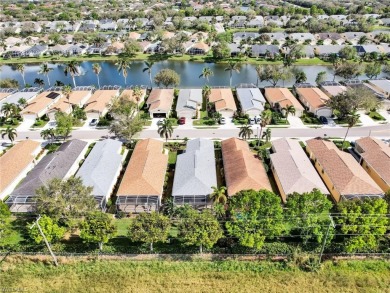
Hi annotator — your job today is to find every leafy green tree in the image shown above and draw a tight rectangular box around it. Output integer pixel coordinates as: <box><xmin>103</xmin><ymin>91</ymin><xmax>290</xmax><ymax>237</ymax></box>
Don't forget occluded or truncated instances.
<box><xmin>364</xmin><ymin>62</ymin><xmax>381</xmax><ymax>79</ymax></box>
<box><xmin>210</xmin><ymin>186</ymin><xmax>227</xmax><ymax>204</ymax></box>
<box><xmin>154</xmin><ymin>69</ymin><xmax>180</xmax><ymax>88</ymax></box>
<box><xmin>1</xmin><ymin>126</ymin><xmax>17</xmax><ymax>143</ymax></box>
<box><xmin>224</xmin><ymin>61</ymin><xmax>240</xmax><ymax>87</ymax></box>
<box><xmin>226</xmin><ymin>189</ymin><xmax>284</xmax><ymax>249</ymax></box>
<box><xmin>64</xmin><ymin>60</ymin><xmax>80</xmax><ymax>87</ymax></box>
<box><xmin>285</xmin><ymin>190</ymin><xmax>333</xmax><ymax>244</ymax></box>
<box><xmin>27</xmin><ymin>215</ymin><xmax>66</xmax><ymax>244</ymax></box>
<box><xmin>341</xmin><ymin>113</ymin><xmax>360</xmax><ymax>151</ymax></box>
<box><xmin>92</xmin><ymin>63</ymin><xmax>101</xmax><ymax>89</ymax></box>
<box><xmin>39</xmin><ymin>63</ymin><xmax>53</xmax><ymax>87</ymax></box>
<box><xmin>0</xmin><ymin>201</ymin><xmax>12</xmax><ymax>246</ymax></box>
<box><xmin>292</xmin><ymin>68</ymin><xmax>307</xmax><ymax>84</ymax></box>
<box><xmin>259</xmin><ymin>109</ymin><xmax>272</xmax><ymax>139</ymax></box>
<box><xmin>35</xmin><ymin>177</ymin><xmax>96</xmax><ymax>221</ymax></box>
<box><xmin>0</xmin><ymin>78</ymin><xmax>19</xmax><ymax>88</ymax></box>
<box><xmin>212</xmin><ymin>41</ymin><xmax>231</xmax><ymax>60</ymax></box>
<box><xmin>143</xmin><ymin>61</ymin><xmax>155</xmax><ymax>88</ymax></box>
<box><xmin>238</xmin><ymin>124</ymin><xmax>253</xmax><ymax>140</ymax></box>
<box><xmin>80</xmin><ymin>212</ymin><xmax>117</xmax><ymax>251</ymax></box>
<box><xmin>17</xmin><ymin>98</ymin><xmax>27</xmax><ymax>109</ymax></box>
<box><xmin>334</xmin><ymin>198</ymin><xmax>389</xmax><ymax>253</ymax></box>
<box><xmin>315</xmin><ymin>71</ymin><xmax>327</xmax><ymax>85</ymax></box>
<box><xmin>339</xmin><ymin>46</ymin><xmax>358</xmax><ymax>60</ymax></box>
<box><xmin>334</xmin><ymin>61</ymin><xmax>362</xmax><ymax>80</ymax></box>
<box><xmin>123</xmin><ymin>40</ymin><xmax>142</xmax><ymax>57</ymax></box>
<box><xmin>256</xmin><ymin>65</ymin><xmax>289</xmax><ymax>87</ymax></box>
<box><xmin>178</xmin><ymin>208</ymin><xmax>223</xmax><ymax>253</ymax></box>
<box><xmin>116</xmin><ymin>58</ymin><xmax>131</xmax><ymax>85</ymax></box>
<box><xmin>55</xmin><ymin>112</ymin><xmax>73</xmax><ymax>140</ymax></box>
<box><xmin>128</xmin><ymin>212</ymin><xmax>171</xmax><ymax>251</ymax></box>
<box><xmin>158</xmin><ymin>118</ymin><xmax>174</xmax><ymax>142</ymax></box>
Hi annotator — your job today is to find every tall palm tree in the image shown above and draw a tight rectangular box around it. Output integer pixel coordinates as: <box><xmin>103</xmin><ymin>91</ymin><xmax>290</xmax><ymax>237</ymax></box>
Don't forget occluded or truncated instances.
<box><xmin>64</xmin><ymin>60</ymin><xmax>80</xmax><ymax>87</ymax></box>
<box><xmin>132</xmin><ymin>86</ymin><xmax>143</xmax><ymax>109</ymax></box>
<box><xmin>39</xmin><ymin>63</ymin><xmax>53</xmax><ymax>87</ymax></box>
<box><xmin>210</xmin><ymin>186</ymin><xmax>227</xmax><ymax>204</ymax></box>
<box><xmin>143</xmin><ymin>61</ymin><xmax>154</xmax><ymax>88</ymax></box>
<box><xmin>224</xmin><ymin>61</ymin><xmax>240</xmax><ymax>87</ymax></box>
<box><xmin>16</xmin><ymin>63</ymin><xmax>26</xmax><ymax>86</ymax></box>
<box><xmin>17</xmin><ymin>98</ymin><xmax>27</xmax><ymax>109</ymax></box>
<box><xmin>62</xmin><ymin>85</ymin><xmax>72</xmax><ymax>112</ymax></box>
<box><xmin>259</xmin><ymin>109</ymin><xmax>273</xmax><ymax>140</ymax></box>
<box><xmin>1</xmin><ymin>126</ymin><xmax>17</xmax><ymax>143</ymax></box>
<box><xmin>92</xmin><ymin>63</ymin><xmax>102</xmax><ymax>89</ymax></box>
<box><xmin>199</xmin><ymin>67</ymin><xmax>214</xmax><ymax>85</ymax></box>
<box><xmin>262</xmin><ymin>128</ymin><xmax>272</xmax><ymax>143</ymax></box>
<box><xmin>341</xmin><ymin>113</ymin><xmax>360</xmax><ymax>151</ymax></box>
<box><xmin>1</xmin><ymin>103</ymin><xmax>16</xmax><ymax>119</ymax></box>
<box><xmin>202</xmin><ymin>85</ymin><xmax>211</xmax><ymax>111</ymax></box>
<box><xmin>116</xmin><ymin>58</ymin><xmax>131</xmax><ymax>85</ymax></box>
<box><xmin>34</xmin><ymin>78</ymin><xmax>45</xmax><ymax>88</ymax></box>
<box><xmin>238</xmin><ymin>124</ymin><xmax>253</xmax><ymax>140</ymax></box>
<box><xmin>281</xmin><ymin>104</ymin><xmax>296</xmax><ymax>120</ymax></box>
<box><xmin>40</xmin><ymin>128</ymin><xmax>56</xmax><ymax>145</ymax></box>
<box><xmin>158</xmin><ymin>118</ymin><xmax>174</xmax><ymax>142</ymax></box>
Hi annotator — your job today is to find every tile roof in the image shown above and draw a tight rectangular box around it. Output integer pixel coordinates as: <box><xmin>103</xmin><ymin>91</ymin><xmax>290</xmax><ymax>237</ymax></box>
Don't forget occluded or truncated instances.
<box><xmin>120</xmin><ymin>88</ymin><xmax>146</xmax><ymax>104</ymax></box>
<box><xmin>209</xmin><ymin>88</ymin><xmax>237</xmax><ymax>112</ymax></box>
<box><xmin>221</xmin><ymin>138</ymin><xmax>272</xmax><ymax>196</ymax></box>
<box><xmin>172</xmin><ymin>139</ymin><xmax>217</xmax><ymax>197</ymax></box>
<box><xmin>21</xmin><ymin>91</ymin><xmax>62</xmax><ymax>115</ymax></box>
<box><xmin>11</xmin><ymin>139</ymin><xmax>88</xmax><ymax>196</ymax></box>
<box><xmin>0</xmin><ymin>140</ymin><xmax>41</xmax><ymax>195</ymax></box>
<box><xmin>146</xmin><ymin>89</ymin><xmax>174</xmax><ymax>112</ymax></box>
<box><xmin>270</xmin><ymin>138</ymin><xmax>328</xmax><ymax>202</ymax></box>
<box><xmin>84</xmin><ymin>90</ymin><xmax>118</xmax><ymax>113</ymax></box>
<box><xmin>320</xmin><ymin>85</ymin><xmax>347</xmax><ymax>97</ymax></box>
<box><xmin>76</xmin><ymin>139</ymin><xmax>123</xmax><ymax>197</ymax></box>
<box><xmin>264</xmin><ymin>88</ymin><xmax>304</xmax><ymax>111</ymax></box>
<box><xmin>296</xmin><ymin>87</ymin><xmax>329</xmax><ymax>109</ymax></box>
<box><xmin>355</xmin><ymin>137</ymin><xmax>390</xmax><ymax>187</ymax></box>
<box><xmin>306</xmin><ymin>138</ymin><xmax>383</xmax><ymax>200</ymax></box>
<box><xmin>117</xmin><ymin>139</ymin><xmax>168</xmax><ymax>197</ymax></box>
<box><xmin>49</xmin><ymin>90</ymin><xmax>91</xmax><ymax>113</ymax></box>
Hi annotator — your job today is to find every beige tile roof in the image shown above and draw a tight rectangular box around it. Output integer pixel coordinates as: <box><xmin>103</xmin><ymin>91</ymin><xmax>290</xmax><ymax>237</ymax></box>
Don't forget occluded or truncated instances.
<box><xmin>221</xmin><ymin>138</ymin><xmax>272</xmax><ymax>196</ymax></box>
<box><xmin>22</xmin><ymin>91</ymin><xmax>62</xmax><ymax>115</ymax></box>
<box><xmin>306</xmin><ymin>138</ymin><xmax>383</xmax><ymax>200</ymax></box>
<box><xmin>264</xmin><ymin>88</ymin><xmax>304</xmax><ymax>111</ymax></box>
<box><xmin>120</xmin><ymin>89</ymin><xmax>146</xmax><ymax>104</ymax></box>
<box><xmin>209</xmin><ymin>88</ymin><xmax>237</xmax><ymax>112</ymax></box>
<box><xmin>117</xmin><ymin>139</ymin><xmax>168</xmax><ymax>196</ymax></box>
<box><xmin>192</xmin><ymin>42</ymin><xmax>210</xmax><ymax>51</ymax></box>
<box><xmin>0</xmin><ymin>92</ymin><xmax>12</xmax><ymax>102</ymax></box>
<box><xmin>49</xmin><ymin>90</ymin><xmax>91</xmax><ymax>113</ymax></box>
<box><xmin>320</xmin><ymin>85</ymin><xmax>347</xmax><ymax>97</ymax></box>
<box><xmin>146</xmin><ymin>89</ymin><xmax>174</xmax><ymax>112</ymax></box>
<box><xmin>296</xmin><ymin>87</ymin><xmax>329</xmax><ymax>110</ymax></box>
<box><xmin>0</xmin><ymin>140</ymin><xmax>41</xmax><ymax>193</ymax></box>
<box><xmin>84</xmin><ymin>90</ymin><xmax>118</xmax><ymax>113</ymax></box>
<box><xmin>355</xmin><ymin>137</ymin><xmax>390</xmax><ymax>186</ymax></box>
<box><xmin>270</xmin><ymin>138</ymin><xmax>328</xmax><ymax>202</ymax></box>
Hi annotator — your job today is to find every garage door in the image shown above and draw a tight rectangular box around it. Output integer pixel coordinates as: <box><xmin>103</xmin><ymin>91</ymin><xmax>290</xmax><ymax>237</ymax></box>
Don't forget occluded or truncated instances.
<box><xmin>219</xmin><ymin>110</ymin><xmax>233</xmax><ymax>118</ymax></box>
<box><xmin>153</xmin><ymin>113</ymin><xmax>166</xmax><ymax>118</ymax></box>
<box><xmin>316</xmin><ymin>108</ymin><xmax>332</xmax><ymax>118</ymax></box>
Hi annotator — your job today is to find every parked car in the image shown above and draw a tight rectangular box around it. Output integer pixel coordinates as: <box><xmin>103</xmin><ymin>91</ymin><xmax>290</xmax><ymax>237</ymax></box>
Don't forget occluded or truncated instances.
<box><xmin>219</xmin><ymin>117</ymin><xmax>226</xmax><ymax>124</ymax></box>
<box><xmin>89</xmin><ymin>118</ymin><xmax>98</xmax><ymax>126</ymax></box>
<box><xmin>249</xmin><ymin>118</ymin><xmax>255</xmax><ymax>125</ymax></box>
<box><xmin>178</xmin><ymin>117</ymin><xmax>186</xmax><ymax>125</ymax></box>
<box><xmin>157</xmin><ymin>119</ymin><xmax>164</xmax><ymax>125</ymax></box>
<box><xmin>319</xmin><ymin>116</ymin><xmax>328</xmax><ymax>124</ymax></box>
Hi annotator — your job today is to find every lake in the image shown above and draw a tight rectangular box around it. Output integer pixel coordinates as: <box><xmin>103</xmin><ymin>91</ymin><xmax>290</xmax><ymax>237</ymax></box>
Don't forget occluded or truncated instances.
<box><xmin>0</xmin><ymin>61</ymin><xmax>386</xmax><ymax>88</ymax></box>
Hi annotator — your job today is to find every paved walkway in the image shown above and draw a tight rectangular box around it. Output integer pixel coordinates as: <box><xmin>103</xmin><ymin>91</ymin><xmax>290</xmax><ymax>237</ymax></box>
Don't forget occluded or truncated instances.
<box><xmin>357</xmin><ymin>111</ymin><xmax>378</xmax><ymax>126</ymax></box>
<box><xmin>287</xmin><ymin>116</ymin><xmax>306</xmax><ymax>128</ymax></box>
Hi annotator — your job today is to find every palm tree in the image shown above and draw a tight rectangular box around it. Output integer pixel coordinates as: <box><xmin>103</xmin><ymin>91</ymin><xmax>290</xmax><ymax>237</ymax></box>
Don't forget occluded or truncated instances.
<box><xmin>39</xmin><ymin>63</ymin><xmax>53</xmax><ymax>87</ymax></box>
<box><xmin>143</xmin><ymin>61</ymin><xmax>154</xmax><ymax>88</ymax></box>
<box><xmin>64</xmin><ymin>60</ymin><xmax>80</xmax><ymax>87</ymax></box>
<box><xmin>132</xmin><ymin>86</ymin><xmax>143</xmax><ymax>109</ymax></box>
<box><xmin>199</xmin><ymin>67</ymin><xmax>214</xmax><ymax>85</ymax></box>
<box><xmin>62</xmin><ymin>85</ymin><xmax>72</xmax><ymax>112</ymax></box>
<box><xmin>116</xmin><ymin>58</ymin><xmax>131</xmax><ymax>85</ymax></box>
<box><xmin>158</xmin><ymin>118</ymin><xmax>174</xmax><ymax>142</ymax></box>
<box><xmin>40</xmin><ymin>128</ymin><xmax>56</xmax><ymax>145</ymax></box>
<box><xmin>262</xmin><ymin>128</ymin><xmax>272</xmax><ymax>143</ymax></box>
<box><xmin>34</xmin><ymin>78</ymin><xmax>45</xmax><ymax>88</ymax></box>
<box><xmin>259</xmin><ymin>109</ymin><xmax>273</xmax><ymax>140</ymax></box>
<box><xmin>1</xmin><ymin>126</ymin><xmax>17</xmax><ymax>143</ymax></box>
<box><xmin>202</xmin><ymin>85</ymin><xmax>211</xmax><ymax>111</ymax></box>
<box><xmin>210</xmin><ymin>186</ymin><xmax>227</xmax><ymax>204</ymax></box>
<box><xmin>224</xmin><ymin>61</ymin><xmax>240</xmax><ymax>87</ymax></box>
<box><xmin>16</xmin><ymin>64</ymin><xmax>26</xmax><ymax>86</ymax></box>
<box><xmin>1</xmin><ymin>103</ymin><xmax>16</xmax><ymax>119</ymax></box>
<box><xmin>92</xmin><ymin>63</ymin><xmax>102</xmax><ymax>89</ymax></box>
<box><xmin>281</xmin><ymin>104</ymin><xmax>295</xmax><ymax>120</ymax></box>
<box><xmin>17</xmin><ymin>98</ymin><xmax>27</xmax><ymax>109</ymax></box>
<box><xmin>341</xmin><ymin>113</ymin><xmax>360</xmax><ymax>151</ymax></box>
<box><xmin>238</xmin><ymin>124</ymin><xmax>253</xmax><ymax>140</ymax></box>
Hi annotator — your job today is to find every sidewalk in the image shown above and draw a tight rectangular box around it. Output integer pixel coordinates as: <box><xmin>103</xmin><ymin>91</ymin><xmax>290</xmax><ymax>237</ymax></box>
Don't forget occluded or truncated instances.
<box><xmin>357</xmin><ymin>111</ymin><xmax>378</xmax><ymax>126</ymax></box>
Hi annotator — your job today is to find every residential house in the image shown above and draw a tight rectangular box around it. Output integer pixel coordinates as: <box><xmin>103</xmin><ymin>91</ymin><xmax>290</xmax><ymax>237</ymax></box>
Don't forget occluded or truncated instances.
<box><xmin>128</xmin><ymin>32</ymin><xmax>141</xmax><ymax>40</ymax></box>
<box><xmin>314</xmin><ymin>45</ymin><xmax>345</xmax><ymax>58</ymax></box>
<box><xmin>5</xmin><ymin>45</ymin><xmax>30</xmax><ymax>58</ymax></box>
<box><xmin>246</xmin><ymin>16</ymin><xmax>264</xmax><ymax>28</ymax></box>
<box><xmin>236</xmin><ymin>86</ymin><xmax>265</xmax><ymax>118</ymax></box>
<box><xmin>21</xmin><ymin>91</ymin><xmax>63</xmax><ymax>123</ymax></box>
<box><xmin>172</xmin><ymin>138</ymin><xmax>217</xmax><ymax>207</ymax></box>
<box><xmin>187</xmin><ymin>42</ymin><xmax>210</xmax><ymax>55</ymax></box>
<box><xmin>0</xmin><ymin>140</ymin><xmax>41</xmax><ymax>200</ymax></box>
<box><xmin>354</xmin><ymin>45</ymin><xmax>384</xmax><ymax>56</ymax></box>
<box><xmin>47</xmin><ymin>88</ymin><xmax>92</xmax><ymax>120</ymax></box>
<box><xmin>264</xmin><ymin>87</ymin><xmax>304</xmax><ymax>117</ymax></box>
<box><xmin>233</xmin><ymin>32</ymin><xmax>260</xmax><ymax>43</ymax></box>
<box><xmin>341</xmin><ymin>32</ymin><xmax>367</xmax><ymax>44</ymax></box>
<box><xmin>0</xmin><ymin>88</ymin><xmax>17</xmax><ymax>104</ymax></box>
<box><xmin>263</xmin><ymin>32</ymin><xmax>287</xmax><ymax>44</ymax></box>
<box><xmin>99</xmin><ymin>19</ymin><xmax>117</xmax><ymax>31</ymax></box>
<box><xmin>251</xmin><ymin>44</ymin><xmax>279</xmax><ymax>58</ymax></box>
<box><xmin>209</xmin><ymin>88</ymin><xmax>237</xmax><ymax>118</ymax></box>
<box><xmin>0</xmin><ymin>88</ymin><xmax>41</xmax><ymax>112</ymax></box>
<box><xmin>228</xmin><ymin>43</ymin><xmax>244</xmax><ymax>57</ymax></box>
<box><xmin>295</xmin><ymin>85</ymin><xmax>332</xmax><ymax>117</ymax></box>
<box><xmin>315</xmin><ymin>33</ymin><xmax>344</xmax><ymax>45</ymax></box>
<box><xmin>221</xmin><ymin>138</ymin><xmax>272</xmax><ymax>196</ymax></box>
<box><xmin>289</xmin><ymin>33</ymin><xmax>316</xmax><ymax>44</ymax></box>
<box><xmin>366</xmin><ymin>80</ymin><xmax>390</xmax><ymax>99</ymax></box>
<box><xmin>228</xmin><ymin>16</ymin><xmax>247</xmax><ymax>28</ymax></box>
<box><xmin>176</xmin><ymin>89</ymin><xmax>202</xmax><ymax>119</ymax></box>
<box><xmin>320</xmin><ymin>81</ymin><xmax>348</xmax><ymax>97</ymax></box>
<box><xmin>355</xmin><ymin>137</ymin><xmax>390</xmax><ymax>192</ymax></box>
<box><xmin>306</xmin><ymin>138</ymin><xmax>383</xmax><ymax>202</ymax></box>
<box><xmin>116</xmin><ymin>139</ymin><xmax>168</xmax><ymax>213</ymax></box>
<box><xmin>146</xmin><ymin>88</ymin><xmax>174</xmax><ymax>118</ymax></box>
<box><xmin>84</xmin><ymin>89</ymin><xmax>119</xmax><ymax>119</ymax></box>
<box><xmin>79</xmin><ymin>20</ymin><xmax>98</xmax><ymax>32</ymax></box>
<box><xmin>199</xmin><ymin>16</ymin><xmax>214</xmax><ymax>24</ymax></box>
<box><xmin>270</xmin><ymin>138</ymin><xmax>328</xmax><ymax>203</ymax></box>
<box><xmin>6</xmin><ymin>139</ymin><xmax>88</xmax><ymax>212</ymax></box>
<box><xmin>120</xmin><ymin>87</ymin><xmax>147</xmax><ymax>106</ymax></box>
<box><xmin>76</xmin><ymin>139</ymin><xmax>123</xmax><ymax>210</ymax></box>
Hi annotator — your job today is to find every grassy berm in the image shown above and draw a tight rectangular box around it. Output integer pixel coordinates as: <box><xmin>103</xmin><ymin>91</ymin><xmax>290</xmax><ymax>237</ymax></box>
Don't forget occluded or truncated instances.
<box><xmin>1</xmin><ymin>257</ymin><xmax>390</xmax><ymax>293</ymax></box>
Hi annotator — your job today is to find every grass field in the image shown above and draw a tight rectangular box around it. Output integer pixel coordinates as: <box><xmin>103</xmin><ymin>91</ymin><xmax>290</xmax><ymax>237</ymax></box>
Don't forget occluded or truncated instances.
<box><xmin>0</xmin><ymin>259</ymin><xmax>389</xmax><ymax>293</ymax></box>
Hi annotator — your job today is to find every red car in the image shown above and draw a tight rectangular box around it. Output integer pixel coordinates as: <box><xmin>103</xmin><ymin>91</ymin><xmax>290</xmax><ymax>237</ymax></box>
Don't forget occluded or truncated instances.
<box><xmin>178</xmin><ymin>117</ymin><xmax>186</xmax><ymax>125</ymax></box>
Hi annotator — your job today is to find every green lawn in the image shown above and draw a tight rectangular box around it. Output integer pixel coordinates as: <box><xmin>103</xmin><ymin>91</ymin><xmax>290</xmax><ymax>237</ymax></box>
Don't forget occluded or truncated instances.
<box><xmin>115</xmin><ymin>218</ymin><xmax>132</xmax><ymax>236</ymax></box>
<box><xmin>31</xmin><ymin>118</ymin><xmax>49</xmax><ymax>128</ymax></box>
<box><xmin>367</xmin><ymin>111</ymin><xmax>386</xmax><ymax>121</ymax></box>
<box><xmin>1</xmin><ymin>259</ymin><xmax>389</xmax><ymax>293</ymax></box>
<box><xmin>168</xmin><ymin>151</ymin><xmax>177</xmax><ymax>164</ymax></box>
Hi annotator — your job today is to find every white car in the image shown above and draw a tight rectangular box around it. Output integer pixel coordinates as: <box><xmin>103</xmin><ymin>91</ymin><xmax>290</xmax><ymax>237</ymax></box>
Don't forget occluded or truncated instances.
<box><xmin>219</xmin><ymin>117</ymin><xmax>226</xmax><ymax>124</ymax></box>
<box><xmin>249</xmin><ymin>118</ymin><xmax>255</xmax><ymax>125</ymax></box>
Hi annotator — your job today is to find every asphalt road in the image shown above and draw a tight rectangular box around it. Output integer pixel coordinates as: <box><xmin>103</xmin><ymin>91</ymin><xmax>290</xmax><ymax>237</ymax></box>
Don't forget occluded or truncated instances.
<box><xmin>14</xmin><ymin>124</ymin><xmax>390</xmax><ymax>142</ymax></box>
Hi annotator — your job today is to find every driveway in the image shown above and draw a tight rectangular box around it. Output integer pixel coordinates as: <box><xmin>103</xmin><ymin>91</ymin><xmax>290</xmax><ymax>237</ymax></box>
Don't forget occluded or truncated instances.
<box><xmin>16</xmin><ymin>119</ymin><xmax>34</xmax><ymax>131</ymax></box>
<box><xmin>287</xmin><ymin>116</ymin><xmax>306</xmax><ymax>128</ymax></box>
<box><xmin>357</xmin><ymin>111</ymin><xmax>377</xmax><ymax>126</ymax></box>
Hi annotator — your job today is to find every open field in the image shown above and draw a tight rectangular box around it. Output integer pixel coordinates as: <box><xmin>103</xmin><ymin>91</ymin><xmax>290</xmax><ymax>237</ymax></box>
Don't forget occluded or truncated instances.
<box><xmin>0</xmin><ymin>258</ymin><xmax>389</xmax><ymax>293</ymax></box>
